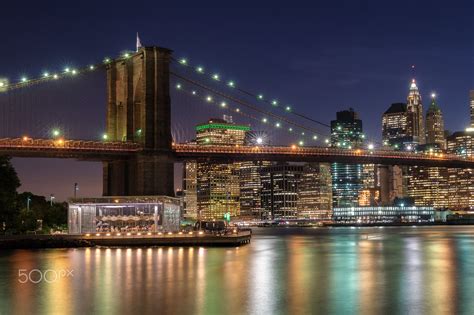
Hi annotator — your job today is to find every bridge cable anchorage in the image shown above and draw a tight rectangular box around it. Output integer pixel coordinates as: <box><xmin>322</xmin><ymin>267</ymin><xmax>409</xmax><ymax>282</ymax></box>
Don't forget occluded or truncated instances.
<box><xmin>171</xmin><ymin>72</ymin><xmax>329</xmax><ymax>140</ymax></box>
<box><xmin>173</xmin><ymin>82</ymin><xmax>324</xmax><ymax>144</ymax></box>
<box><xmin>172</xmin><ymin>57</ymin><xmax>331</xmax><ymax>129</ymax></box>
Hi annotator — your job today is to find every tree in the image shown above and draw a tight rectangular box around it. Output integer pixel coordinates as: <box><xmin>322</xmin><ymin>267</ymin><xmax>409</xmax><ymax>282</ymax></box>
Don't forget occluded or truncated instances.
<box><xmin>0</xmin><ymin>156</ymin><xmax>21</xmax><ymax>231</ymax></box>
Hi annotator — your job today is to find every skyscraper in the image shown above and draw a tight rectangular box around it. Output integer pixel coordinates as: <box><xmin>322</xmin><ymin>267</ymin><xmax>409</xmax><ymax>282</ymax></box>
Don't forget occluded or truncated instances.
<box><xmin>406</xmin><ymin>79</ymin><xmax>425</xmax><ymax>144</ymax></box>
<box><xmin>470</xmin><ymin>90</ymin><xmax>474</xmax><ymax>127</ymax></box>
<box><xmin>183</xmin><ymin>161</ymin><xmax>198</xmax><ymax>220</ymax></box>
<box><xmin>195</xmin><ymin>117</ymin><xmax>249</xmax><ymax>220</ymax></box>
<box><xmin>297</xmin><ymin>163</ymin><xmax>333</xmax><ymax>220</ymax></box>
<box><xmin>239</xmin><ymin>160</ymin><xmax>272</xmax><ymax>219</ymax></box>
<box><xmin>425</xmin><ymin>93</ymin><xmax>446</xmax><ymax>149</ymax></box>
<box><xmin>330</xmin><ymin>108</ymin><xmax>365</xmax><ymax>207</ymax></box>
<box><xmin>382</xmin><ymin>103</ymin><xmax>411</xmax><ymax>147</ymax></box>
<box><xmin>260</xmin><ymin>163</ymin><xmax>302</xmax><ymax>220</ymax></box>
<box><xmin>446</xmin><ymin>129</ymin><xmax>474</xmax><ymax>210</ymax></box>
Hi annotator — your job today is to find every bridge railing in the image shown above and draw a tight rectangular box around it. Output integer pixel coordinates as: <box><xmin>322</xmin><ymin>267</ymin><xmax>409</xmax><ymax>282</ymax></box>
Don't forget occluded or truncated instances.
<box><xmin>172</xmin><ymin>144</ymin><xmax>472</xmax><ymax>162</ymax></box>
<box><xmin>0</xmin><ymin>138</ymin><xmax>142</xmax><ymax>152</ymax></box>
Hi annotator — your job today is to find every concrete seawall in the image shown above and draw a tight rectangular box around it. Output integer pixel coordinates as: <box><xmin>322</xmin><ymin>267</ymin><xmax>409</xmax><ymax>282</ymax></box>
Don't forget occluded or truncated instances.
<box><xmin>0</xmin><ymin>231</ymin><xmax>252</xmax><ymax>249</ymax></box>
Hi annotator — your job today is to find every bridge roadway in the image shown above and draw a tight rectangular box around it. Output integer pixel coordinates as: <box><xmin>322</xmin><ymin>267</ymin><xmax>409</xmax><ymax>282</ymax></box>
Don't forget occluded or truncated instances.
<box><xmin>1</xmin><ymin>138</ymin><xmax>474</xmax><ymax>168</ymax></box>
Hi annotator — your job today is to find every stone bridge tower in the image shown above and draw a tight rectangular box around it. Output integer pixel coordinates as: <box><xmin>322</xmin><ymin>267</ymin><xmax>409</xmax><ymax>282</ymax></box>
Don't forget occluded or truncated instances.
<box><xmin>103</xmin><ymin>46</ymin><xmax>174</xmax><ymax>196</ymax></box>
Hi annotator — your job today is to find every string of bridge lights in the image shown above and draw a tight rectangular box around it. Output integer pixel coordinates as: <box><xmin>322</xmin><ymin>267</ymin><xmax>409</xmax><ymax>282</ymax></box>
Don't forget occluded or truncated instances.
<box><xmin>174</xmin><ymin>57</ymin><xmax>331</xmax><ymax>129</ymax></box>
<box><xmin>173</xmin><ymin>81</ymin><xmax>331</xmax><ymax>146</ymax></box>
<box><xmin>173</xmin><ymin>56</ymin><xmax>385</xmax><ymax>148</ymax></box>
<box><xmin>0</xmin><ymin>52</ymin><xmax>137</xmax><ymax>91</ymax></box>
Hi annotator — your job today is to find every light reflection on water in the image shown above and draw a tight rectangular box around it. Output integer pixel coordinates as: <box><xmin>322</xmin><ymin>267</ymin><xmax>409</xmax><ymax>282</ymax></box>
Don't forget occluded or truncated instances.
<box><xmin>1</xmin><ymin>226</ymin><xmax>474</xmax><ymax>314</ymax></box>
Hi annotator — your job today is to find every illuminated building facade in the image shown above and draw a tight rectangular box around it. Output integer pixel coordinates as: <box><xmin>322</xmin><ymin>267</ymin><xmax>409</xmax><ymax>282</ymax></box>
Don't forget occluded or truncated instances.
<box><xmin>446</xmin><ymin>129</ymin><xmax>474</xmax><ymax>210</ymax></box>
<box><xmin>382</xmin><ymin>103</ymin><xmax>412</xmax><ymax>148</ymax></box>
<box><xmin>425</xmin><ymin>94</ymin><xmax>446</xmax><ymax>149</ymax></box>
<box><xmin>470</xmin><ymin>90</ymin><xmax>474</xmax><ymax>127</ymax></box>
<box><xmin>330</xmin><ymin>108</ymin><xmax>365</xmax><ymax>207</ymax></box>
<box><xmin>183</xmin><ymin>161</ymin><xmax>197</xmax><ymax>220</ymax></box>
<box><xmin>406</xmin><ymin>79</ymin><xmax>425</xmax><ymax>144</ymax></box>
<box><xmin>297</xmin><ymin>163</ymin><xmax>333</xmax><ymax>220</ymax></box>
<box><xmin>332</xmin><ymin>205</ymin><xmax>434</xmax><ymax>223</ymax></box>
<box><xmin>405</xmin><ymin>144</ymin><xmax>449</xmax><ymax>209</ymax></box>
<box><xmin>239</xmin><ymin>161</ymin><xmax>272</xmax><ymax>219</ymax></box>
<box><xmin>260</xmin><ymin>163</ymin><xmax>302</xmax><ymax>219</ymax></box>
<box><xmin>195</xmin><ymin>117</ymin><xmax>249</xmax><ymax>220</ymax></box>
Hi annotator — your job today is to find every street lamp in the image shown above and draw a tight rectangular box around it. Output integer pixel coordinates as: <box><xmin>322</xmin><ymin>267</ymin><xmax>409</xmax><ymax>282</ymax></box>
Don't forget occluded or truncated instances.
<box><xmin>50</xmin><ymin>194</ymin><xmax>55</xmax><ymax>206</ymax></box>
<box><xmin>27</xmin><ymin>196</ymin><xmax>31</xmax><ymax>211</ymax></box>
<box><xmin>74</xmin><ymin>183</ymin><xmax>79</xmax><ymax>198</ymax></box>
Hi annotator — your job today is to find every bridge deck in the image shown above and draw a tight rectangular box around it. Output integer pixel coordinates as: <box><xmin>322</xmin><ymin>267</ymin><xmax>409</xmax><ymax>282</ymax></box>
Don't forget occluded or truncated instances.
<box><xmin>1</xmin><ymin>138</ymin><xmax>473</xmax><ymax>168</ymax></box>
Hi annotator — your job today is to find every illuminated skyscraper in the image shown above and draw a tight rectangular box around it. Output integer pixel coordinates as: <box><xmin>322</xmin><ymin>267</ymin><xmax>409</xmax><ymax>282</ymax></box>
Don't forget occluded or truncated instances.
<box><xmin>260</xmin><ymin>163</ymin><xmax>302</xmax><ymax>220</ymax></box>
<box><xmin>425</xmin><ymin>93</ymin><xmax>446</xmax><ymax>149</ymax></box>
<box><xmin>470</xmin><ymin>90</ymin><xmax>474</xmax><ymax>127</ymax></box>
<box><xmin>183</xmin><ymin>161</ymin><xmax>198</xmax><ymax>220</ymax></box>
<box><xmin>195</xmin><ymin>118</ymin><xmax>249</xmax><ymax>220</ymax></box>
<box><xmin>382</xmin><ymin>103</ymin><xmax>411</xmax><ymax>148</ymax></box>
<box><xmin>297</xmin><ymin>163</ymin><xmax>333</xmax><ymax>219</ymax></box>
<box><xmin>239</xmin><ymin>160</ymin><xmax>272</xmax><ymax>219</ymax></box>
<box><xmin>406</xmin><ymin>79</ymin><xmax>425</xmax><ymax>144</ymax></box>
<box><xmin>405</xmin><ymin>149</ymin><xmax>449</xmax><ymax>209</ymax></box>
<box><xmin>330</xmin><ymin>108</ymin><xmax>366</xmax><ymax>207</ymax></box>
<box><xmin>446</xmin><ymin>129</ymin><xmax>474</xmax><ymax>210</ymax></box>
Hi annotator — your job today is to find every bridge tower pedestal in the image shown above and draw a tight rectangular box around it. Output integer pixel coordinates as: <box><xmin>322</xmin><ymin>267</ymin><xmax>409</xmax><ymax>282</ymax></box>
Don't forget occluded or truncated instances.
<box><xmin>103</xmin><ymin>46</ymin><xmax>174</xmax><ymax>196</ymax></box>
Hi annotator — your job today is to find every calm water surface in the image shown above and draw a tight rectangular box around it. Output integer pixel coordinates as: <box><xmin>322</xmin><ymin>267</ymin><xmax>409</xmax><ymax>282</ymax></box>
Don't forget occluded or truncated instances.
<box><xmin>1</xmin><ymin>226</ymin><xmax>474</xmax><ymax>314</ymax></box>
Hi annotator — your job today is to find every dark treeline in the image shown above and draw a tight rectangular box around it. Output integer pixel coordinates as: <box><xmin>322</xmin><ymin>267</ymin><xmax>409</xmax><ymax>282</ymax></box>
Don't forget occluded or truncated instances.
<box><xmin>0</xmin><ymin>156</ymin><xmax>67</xmax><ymax>234</ymax></box>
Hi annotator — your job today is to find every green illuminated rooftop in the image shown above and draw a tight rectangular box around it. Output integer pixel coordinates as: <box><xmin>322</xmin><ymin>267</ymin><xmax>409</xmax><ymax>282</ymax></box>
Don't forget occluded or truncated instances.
<box><xmin>196</xmin><ymin>123</ymin><xmax>251</xmax><ymax>132</ymax></box>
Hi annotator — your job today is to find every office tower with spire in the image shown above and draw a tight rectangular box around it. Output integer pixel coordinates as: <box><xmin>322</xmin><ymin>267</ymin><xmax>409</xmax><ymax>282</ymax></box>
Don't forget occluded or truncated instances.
<box><xmin>407</xmin><ymin>79</ymin><xmax>425</xmax><ymax>144</ymax></box>
<box><xmin>425</xmin><ymin>93</ymin><xmax>446</xmax><ymax>149</ymax></box>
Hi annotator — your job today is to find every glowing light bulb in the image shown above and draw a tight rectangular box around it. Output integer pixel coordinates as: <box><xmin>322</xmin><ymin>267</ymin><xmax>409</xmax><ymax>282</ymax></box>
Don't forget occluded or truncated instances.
<box><xmin>0</xmin><ymin>82</ymin><xmax>4</xmax><ymax>87</ymax></box>
<box><xmin>206</xmin><ymin>96</ymin><xmax>213</xmax><ymax>102</ymax></box>
<box><xmin>368</xmin><ymin>143</ymin><xmax>375</xmax><ymax>150</ymax></box>
<box><xmin>102</xmin><ymin>134</ymin><xmax>108</xmax><ymax>140</ymax></box>
<box><xmin>286</xmin><ymin>106</ymin><xmax>291</xmax><ymax>111</ymax></box>
<box><xmin>289</xmin><ymin>127</ymin><xmax>293</xmax><ymax>132</ymax></box>
<box><xmin>262</xmin><ymin>118</ymin><xmax>268</xmax><ymax>123</ymax></box>
<box><xmin>275</xmin><ymin>122</ymin><xmax>281</xmax><ymax>127</ymax></box>
<box><xmin>71</xmin><ymin>69</ymin><xmax>77</xmax><ymax>75</ymax></box>
<box><xmin>271</xmin><ymin>100</ymin><xmax>278</xmax><ymax>106</ymax></box>
<box><xmin>64</xmin><ymin>67</ymin><xmax>70</xmax><ymax>73</ymax></box>
<box><xmin>176</xmin><ymin>83</ymin><xmax>182</xmax><ymax>89</ymax></box>
<box><xmin>256</xmin><ymin>137</ymin><xmax>263</xmax><ymax>145</ymax></box>
<box><xmin>220</xmin><ymin>102</ymin><xmax>227</xmax><ymax>107</ymax></box>
<box><xmin>212</xmin><ymin>74</ymin><xmax>220</xmax><ymax>80</ymax></box>
<box><xmin>21</xmin><ymin>77</ymin><xmax>27</xmax><ymax>83</ymax></box>
<box><xmin>104</xmin><ymin>58</ymin><xmax>111</xmax><ymax>63</ymax></box>
<box><xmin>196</xmin><ymin>66</ymin><xmax>204</xmax><ymax>73</ymax></box>
<box><xmin>235</xmin><ymin>108</ymin><xmax>240</xmax><ymax>112</ymax></box>
<box><xmin>299</xmin><ymin>141</ymin><xmax>304</xmax><ymax>146</ymax></box>
<box><xmin>313</xmin><ymin>135</ymin><xmax>318</xmax><ymax>140</ymax></box>
<box><xmin>258</xmin><ymin>94</ymin><xmax>263</xmax><ymax>99</ymax></box>
<box><xmin>53</xmin><ymin>74</ymin><xmax>58</xmax><ymax>79</ymax></box>
<box><xmin>192</xmin><ymin>90</ymin><xmax>196</xmax><ymax>95</ymax></box>
<box><xmin>228</xmin><ymin>81</ymin><xmax>235</xmax><ymax>87</ymax></box>
<box><xmin>52</xmin><ymin>129</ymin><xmax>60</xmax><ymax>137</ymax></box>
<box><xmin>431</xmin><ymin>92</ymin><xmax>436</xmax><ymax>98</ymax></box>
<box><xmin>180</xmin><ymin>58</ymin><xmax>187</xmax><ymax>65</ymax></box>
<box><xmin>89</xmin><ymin>65</ymin><xmax>95</xmax><ymax>70</ymax></box>
<box><xmin>43</xmin><ymin>72</ymin><xmax>49</xmax><ymax>77</ymax></box>
<box><xmin>124</xmin><ymin>53</ymin><xmax>130</xmax><ymax>58</ymax></box>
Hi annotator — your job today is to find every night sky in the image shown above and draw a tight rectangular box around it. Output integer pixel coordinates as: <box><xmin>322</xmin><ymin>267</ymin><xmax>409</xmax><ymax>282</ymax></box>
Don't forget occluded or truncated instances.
<box><xmin>1</xmin><ymin>0</ymin><xmax>473</xmax><ymax>200</ymax></box>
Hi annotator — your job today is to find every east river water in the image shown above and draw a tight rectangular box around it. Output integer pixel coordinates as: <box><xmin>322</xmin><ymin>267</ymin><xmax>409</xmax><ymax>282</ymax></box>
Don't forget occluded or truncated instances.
<box><xmin>1</xmin><ymin>226</ymin><xmax>473</xmax><ymax>314</ymax></box>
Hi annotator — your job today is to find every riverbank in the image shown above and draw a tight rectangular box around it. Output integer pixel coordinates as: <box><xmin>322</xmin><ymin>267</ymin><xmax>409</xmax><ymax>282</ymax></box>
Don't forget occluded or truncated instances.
<box><xmin>0</xmin><ymin>231</ymin><xmax>252</xmax><ymax>249</ymax></box>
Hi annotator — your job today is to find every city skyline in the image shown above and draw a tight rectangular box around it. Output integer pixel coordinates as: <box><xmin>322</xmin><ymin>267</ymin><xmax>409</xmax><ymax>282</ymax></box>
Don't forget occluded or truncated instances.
<box><xmin>1</xmin><ymin>1</ymin><xmax>473</xmax><ymax>200</ymax></box>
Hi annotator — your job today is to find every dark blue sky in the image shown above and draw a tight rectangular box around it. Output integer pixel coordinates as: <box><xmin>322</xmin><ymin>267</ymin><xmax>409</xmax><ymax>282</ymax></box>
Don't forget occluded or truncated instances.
<box><xmin>1</xmin><ymin>0</ymin><xmax>473</xmax><ymax>200</ymax></box>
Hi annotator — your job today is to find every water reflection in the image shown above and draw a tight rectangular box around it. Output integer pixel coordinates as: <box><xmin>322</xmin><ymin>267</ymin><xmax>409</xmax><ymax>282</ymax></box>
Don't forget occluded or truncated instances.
<box><xmin>1</xmin><ymin>226</ymin><xmax>474</xmax><ymax>314</ymax></box>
